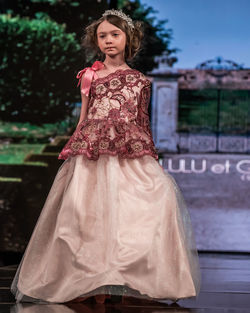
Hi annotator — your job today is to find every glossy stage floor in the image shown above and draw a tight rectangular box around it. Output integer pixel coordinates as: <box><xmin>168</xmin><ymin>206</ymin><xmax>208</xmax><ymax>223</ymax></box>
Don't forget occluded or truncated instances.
<box><xmin>0</xmin><ymin>252</ymin><xmax>250</xmax><ymax>313</ymax></box>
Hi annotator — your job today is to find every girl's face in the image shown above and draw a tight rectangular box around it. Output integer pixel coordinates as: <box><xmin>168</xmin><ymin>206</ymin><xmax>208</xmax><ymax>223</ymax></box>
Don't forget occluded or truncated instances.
<box><xmin>96</xmin><ymin>20</ymin><xmax>126</xmax><ymax>58</ymax></box>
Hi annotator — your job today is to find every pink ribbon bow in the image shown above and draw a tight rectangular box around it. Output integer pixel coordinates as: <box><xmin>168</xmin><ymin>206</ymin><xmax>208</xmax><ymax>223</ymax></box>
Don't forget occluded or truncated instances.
<box><xmin>76</xmin><ymin>61</ymin><xmax>105</xmax><ymax>97</ymax></box>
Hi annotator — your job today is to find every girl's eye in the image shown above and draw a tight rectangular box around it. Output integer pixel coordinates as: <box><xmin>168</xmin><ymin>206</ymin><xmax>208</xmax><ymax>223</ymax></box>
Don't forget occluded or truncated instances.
<box><xmin>99</xmin><ymin>35</ymin><xmax>105</xmax><ymax>38</ymax></box>
<box><xmin>113</xmin><ymin>33</ymin><xmax>119</xmax><ymax>37</ymax></box>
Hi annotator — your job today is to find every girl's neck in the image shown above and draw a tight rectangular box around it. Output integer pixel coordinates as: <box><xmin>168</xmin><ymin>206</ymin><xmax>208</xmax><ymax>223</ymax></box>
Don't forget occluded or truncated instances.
<box><xmin>103</xmin><ymin>57</ymin><xmax>129</xmax><ymax>71</ymax></box>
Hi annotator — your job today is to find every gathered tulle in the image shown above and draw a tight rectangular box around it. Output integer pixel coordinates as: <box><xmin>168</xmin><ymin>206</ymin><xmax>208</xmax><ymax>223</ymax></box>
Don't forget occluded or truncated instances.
<box><xmin>11</xmin><ymin>154</ymin><xmax>201</xmax><ymax>304</ymax></box>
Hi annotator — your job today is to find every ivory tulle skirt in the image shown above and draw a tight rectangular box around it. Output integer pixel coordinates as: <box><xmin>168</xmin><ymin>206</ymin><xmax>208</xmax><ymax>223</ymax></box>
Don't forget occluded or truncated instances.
<box><xmin>10</xmin><ymin>154</ymin><xmax>201</xmax><ymax>303</ymax></box>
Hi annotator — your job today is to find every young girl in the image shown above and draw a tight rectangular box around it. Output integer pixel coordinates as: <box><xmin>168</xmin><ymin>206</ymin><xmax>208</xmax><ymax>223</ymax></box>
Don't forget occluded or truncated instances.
<box><xmin>11</xmin><ymin>9</ymin><xmax>201</xmax><ymax>305</ymax></box>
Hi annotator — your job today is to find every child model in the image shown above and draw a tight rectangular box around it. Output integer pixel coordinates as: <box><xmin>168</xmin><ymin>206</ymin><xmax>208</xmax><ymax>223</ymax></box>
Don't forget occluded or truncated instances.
<box><xmin>11</xmin><ymin>9</ymin><xmax>201</xmax><ymax>305</ymax></box>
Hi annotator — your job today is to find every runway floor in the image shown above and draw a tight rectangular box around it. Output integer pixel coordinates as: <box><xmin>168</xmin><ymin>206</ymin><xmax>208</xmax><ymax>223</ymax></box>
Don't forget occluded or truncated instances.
<box><xmin>0</xmin><ymin>252</ymin><xmax>249</xmax><ymax>312</ymax></box>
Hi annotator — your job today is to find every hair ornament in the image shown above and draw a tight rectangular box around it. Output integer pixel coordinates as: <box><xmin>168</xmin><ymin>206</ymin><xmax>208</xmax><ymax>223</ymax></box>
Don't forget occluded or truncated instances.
<box><xmin>102</xmin><ymin>9</ymin><xmax>134</xmax><ymax>30</ymax></box>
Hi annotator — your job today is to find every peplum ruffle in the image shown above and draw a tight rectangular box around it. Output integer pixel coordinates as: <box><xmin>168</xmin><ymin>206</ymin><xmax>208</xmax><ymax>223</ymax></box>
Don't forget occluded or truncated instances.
<box><xmin>58</xmin><ymin>118</ymin><xmax>159</xmax><ymax>161</ymax></box>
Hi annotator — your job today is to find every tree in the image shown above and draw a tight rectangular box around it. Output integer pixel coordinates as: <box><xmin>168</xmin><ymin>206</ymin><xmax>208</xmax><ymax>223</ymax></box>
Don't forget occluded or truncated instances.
<box><xmin>0</xmin><ymin>0</ymin><xmax>108</xmax><ymax>41</ymax></box>
<box><xmin>0</xmin><ymin>14</ymin><xmax>82</xmax><ymax>123</ymax></box>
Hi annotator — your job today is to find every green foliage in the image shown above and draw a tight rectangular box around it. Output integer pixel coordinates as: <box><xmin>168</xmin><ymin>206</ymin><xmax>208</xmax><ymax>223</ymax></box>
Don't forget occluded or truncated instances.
<box><xmin>4</xmin><ymin>0</ymin><xmax>108</xmax><ymax>40</ymax></box>
<box><xmin>0</xmin><ymin>13</ymin><xmax>82</xmax><ymax>124</ymax></box>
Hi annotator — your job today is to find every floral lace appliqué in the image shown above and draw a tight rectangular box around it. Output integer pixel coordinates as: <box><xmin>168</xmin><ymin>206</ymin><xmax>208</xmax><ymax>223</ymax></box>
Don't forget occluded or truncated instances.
<box><xmin>58</xmin><ymin>69</ymin><xmax>158</xmax><ymax>161</ymax></box>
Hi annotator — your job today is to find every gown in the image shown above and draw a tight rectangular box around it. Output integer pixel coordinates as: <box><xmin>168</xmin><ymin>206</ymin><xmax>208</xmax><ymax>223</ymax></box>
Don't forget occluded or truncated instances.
<box><xmin>10</xmin><ymin>62</ymin><xmax>201</xmax><ymax>304</ymax></box>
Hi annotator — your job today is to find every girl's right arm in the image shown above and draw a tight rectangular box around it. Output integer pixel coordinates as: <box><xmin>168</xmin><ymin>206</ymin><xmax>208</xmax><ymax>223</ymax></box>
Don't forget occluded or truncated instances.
<box><xmin>76</xmin><ymin>73</ymin><xmax>90</xmax><ymax>127</ymax></box>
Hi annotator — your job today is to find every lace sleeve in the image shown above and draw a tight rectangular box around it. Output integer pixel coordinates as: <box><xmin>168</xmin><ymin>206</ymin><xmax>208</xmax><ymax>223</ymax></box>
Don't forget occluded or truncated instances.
<box><xmin>136</xmin><ymin>81</ymin><xmax>152</xmax><ymax>136</ymax></box>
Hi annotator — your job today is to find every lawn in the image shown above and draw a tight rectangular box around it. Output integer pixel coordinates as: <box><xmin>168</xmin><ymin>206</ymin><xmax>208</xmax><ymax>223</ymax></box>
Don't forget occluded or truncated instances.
<box><xmin>0</xmin><ymin>120</ymin><xmax>73</xmax><ymax>164</ymax></box>
<box><xmin>0</xmin><ymin>143</ymin><xmax>45</xmax><ymax>164</ymax></box>
<box><xmin>0</xmin><ymin>120</ymin><xmax>73</xmax><ymax>142</ymax></box>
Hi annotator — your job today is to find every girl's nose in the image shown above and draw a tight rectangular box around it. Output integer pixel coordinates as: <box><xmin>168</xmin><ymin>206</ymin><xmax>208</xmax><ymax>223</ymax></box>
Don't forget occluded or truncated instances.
<box><xmin>105</xmin><ymin>35</ymin><xmax>113</xmax><ymax>44</ymax></box>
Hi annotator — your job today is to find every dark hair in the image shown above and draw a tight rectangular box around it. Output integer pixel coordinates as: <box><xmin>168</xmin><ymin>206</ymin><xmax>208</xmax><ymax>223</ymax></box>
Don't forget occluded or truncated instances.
<box><xmin>82</xmin><ymin>14</ymin><xmax>144</xmax><ymax>62</ymax></box>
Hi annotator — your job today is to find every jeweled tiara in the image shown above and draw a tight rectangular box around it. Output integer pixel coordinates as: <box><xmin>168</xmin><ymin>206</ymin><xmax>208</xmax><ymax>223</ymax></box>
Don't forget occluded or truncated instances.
<box><xmin>102</xmin><ymin>9</ymin><xmax>135</xmax><ymax>30</ymax></box>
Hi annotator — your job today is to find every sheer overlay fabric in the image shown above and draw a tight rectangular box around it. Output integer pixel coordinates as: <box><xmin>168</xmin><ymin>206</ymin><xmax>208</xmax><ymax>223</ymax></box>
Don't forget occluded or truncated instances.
<box><xmin>11</xmin><ymin>154</ymin><xmax>201</xmax><ymax>303</ymax></box>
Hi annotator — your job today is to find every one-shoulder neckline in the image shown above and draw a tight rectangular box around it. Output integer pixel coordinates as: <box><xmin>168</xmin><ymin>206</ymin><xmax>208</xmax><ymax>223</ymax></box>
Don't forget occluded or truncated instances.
<box><xmin>92</xmin><ymin>68</ymin><xmax>139</xmax><ymax>84</ymax></box>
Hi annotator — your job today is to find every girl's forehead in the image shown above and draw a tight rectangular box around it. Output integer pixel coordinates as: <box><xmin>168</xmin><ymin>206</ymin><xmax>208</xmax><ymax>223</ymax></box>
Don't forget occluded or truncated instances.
<box><xmin>97</xmin><ymin>20</ymin><xmax>123</xmax><ymax>33</ymax></box>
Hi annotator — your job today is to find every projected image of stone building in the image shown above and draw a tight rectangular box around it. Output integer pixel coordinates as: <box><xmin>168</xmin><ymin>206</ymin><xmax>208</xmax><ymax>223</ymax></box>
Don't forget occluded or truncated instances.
<box><xmin>149</xmin><ymin>55</ymin><xmax>250</xmax><ymax>154</ymax></box>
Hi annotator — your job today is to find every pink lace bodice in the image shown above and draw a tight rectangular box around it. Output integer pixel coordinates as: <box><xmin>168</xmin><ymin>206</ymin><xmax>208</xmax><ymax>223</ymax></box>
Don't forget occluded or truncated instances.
<box><xmin>58</xmin><ymin>68</ymin><xmax>159</xmax><ymax>161</ymax></box>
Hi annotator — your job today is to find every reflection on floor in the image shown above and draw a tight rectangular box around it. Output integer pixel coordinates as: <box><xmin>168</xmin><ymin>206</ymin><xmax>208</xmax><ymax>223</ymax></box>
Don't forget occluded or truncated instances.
<box><xmin>0</xmin><ymin>253</ymin><xmax>249</xmax><ymax>313</ymax></box>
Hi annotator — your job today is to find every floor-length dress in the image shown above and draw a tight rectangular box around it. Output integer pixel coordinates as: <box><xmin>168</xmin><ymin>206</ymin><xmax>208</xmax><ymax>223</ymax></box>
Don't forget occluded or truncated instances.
<box><xmin>10</xmin><ymin>66</ymin><xmax>201</xmax><ymax>304</ymax></box>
